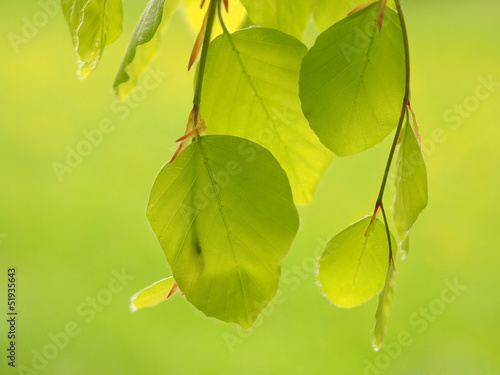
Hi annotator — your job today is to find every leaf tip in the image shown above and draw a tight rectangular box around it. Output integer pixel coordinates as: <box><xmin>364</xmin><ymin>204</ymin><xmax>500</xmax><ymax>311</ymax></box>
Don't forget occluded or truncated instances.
<box><xmin>129</xmin><ymin>294</ymin><xmax>139</xmax><ymax>312</ymax></box>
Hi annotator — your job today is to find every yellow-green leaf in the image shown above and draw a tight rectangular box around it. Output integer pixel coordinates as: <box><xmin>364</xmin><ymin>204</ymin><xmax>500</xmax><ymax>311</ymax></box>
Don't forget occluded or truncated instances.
<box><xmin>147</xmin><ymin>135</ymin><xmax>299</xmax><ymax>329</ymax></box>
<box><xmin>201</xmin><ymin>27</ymin><xmax>331</xmax><ymax>205</ymax></box>
<box><xmin>300</xmin><ymin>3</ymin><xmax>405</xmax><ymax>156</ymax></box>
<box><xmin>318</xmin><ymin>217</ymin><xmax>393</xmax><ymax>308</ymax></box>
<box><xmin>130</xmin><ymin>276</ymin><xmax>179</xmax><ymax>311</ymax></box>
<box><xmin>62</xmin><ymin>0</ymin><xmax>123</xmax><ymax>79</ymax></box>
<box><xmin>113</xmin><ymin>0</ymin><xmax>180</xmax><ymax>100</ymax></box>
<box><xmin>394</xmin><ymin>121</ymin><xmax>428</xmax><ymax>238</ymax></box>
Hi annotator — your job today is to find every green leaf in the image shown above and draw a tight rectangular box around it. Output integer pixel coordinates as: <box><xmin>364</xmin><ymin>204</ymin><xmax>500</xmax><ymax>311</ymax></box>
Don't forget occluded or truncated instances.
<box><xmin>113</xmin><ymin>0</ymin><xmax>180</xmax><ymax>100</ymax></box>
<box><xmin>62</xmin><ymin>0</ymin><xmax>123</xmax><ymax>79</ymax></box>
<box><xmin>318</xmin><ymin>217</ymin><xmax>393</xmax><ymax>308</ymax></box>
<box><xmin>201</xmin><ymin>27</ymin><xmax>331</xmax><ymax>205</ymax></box>
<box><xmin>393</xmin><ymin>121</ymin><xmax>428</xmax><ymax>238</ymax></box>
<box><xmin>313</xmin><ymin>0</ymin><xmax>396</xmax><ymax>32</ymax></box>
<box><xmin>146</xmin><ymin>135</ymin><xmax>299</xmax><ymax>329</ymax></box>
<box><xmin>130</xmin><ymin>276</ymin><xmax>179</xmax><ymax>311</ymax></box>
<box><xmin>240</xmin><ymin>0</ymin><xmax>315</xmax><ymax>39</ymax></box>
<box><xmin>299</xmin><ymin>3</ymin><xmax>405</xmax><ymax>156</ymax></box>
<box><xmin>373</xmin><ymin>263</ymin><xmax>396</xmax><ymax>350</ymax></box>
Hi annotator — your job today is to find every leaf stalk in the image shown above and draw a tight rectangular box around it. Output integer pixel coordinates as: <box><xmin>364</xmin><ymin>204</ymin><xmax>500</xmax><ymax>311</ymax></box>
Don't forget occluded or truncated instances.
<box><xmin>370</xmin><ymin>0</ymin><xmax>411</xmax><ymax>257</ymax></box>
<box><xmin>192</xmin><ymin>0</ymin><xmax>219</xmax><ymax>130</ymax></box>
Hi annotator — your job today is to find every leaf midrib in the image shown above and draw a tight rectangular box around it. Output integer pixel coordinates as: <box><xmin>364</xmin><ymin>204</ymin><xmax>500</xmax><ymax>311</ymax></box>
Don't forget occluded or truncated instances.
<box><xmin>197</xmin><ymin>138</ymin><xmax>251</xmax><ymax>325</ymax></box>
<box><xmin>220</xmin><ymin>31</ymin><xmax>301</xmax><ymax>188</ymax></box>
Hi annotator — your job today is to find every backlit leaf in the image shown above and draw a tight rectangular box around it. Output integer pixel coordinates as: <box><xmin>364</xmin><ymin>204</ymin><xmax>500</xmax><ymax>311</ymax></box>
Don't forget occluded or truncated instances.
<box><xmin>130</xmin><ymin>276</ymin><xmax>179</xmax><ymax>311</ymax></box>
<box><xmin>300</xmin><ymin>3</ymin><xmax>405</xmax><ymax>156</ymax></box>
<box><xmin>62</xmin><ymin>0</ymin><xmax>123</xmax><ymax>79</ymax></box>
<box><xmin>113</xmin><ymin>0</ymin><xmax>180</xmax><ymax>100</ymax></box>
<box><xmin>393</xmin><ymin>121</ymin><xmax>428</xmax><ymax>238</ymax></box>
<box><xmin>318</xmin><ymin>217</ymin><xmax>393</xmax><ymax>308</ymax></box>
<box><xmin>240</xmin><ymin>0</ymin><xmax>315</xmax><ymax>39</ymax></box>
<box><xmin>201</xmin><ymin>27</ymin><xmax>331</xmax><ymax>205</ymax></box>
<box><xmin>147</xmin><ymin>135</ymin><xmax>299</xmax><ymax>329</ymax></box>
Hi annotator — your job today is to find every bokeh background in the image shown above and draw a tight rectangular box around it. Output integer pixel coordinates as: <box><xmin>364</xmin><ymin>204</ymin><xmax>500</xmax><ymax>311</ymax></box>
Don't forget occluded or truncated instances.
<box><xmin>1</xmin><ymin>0</ymin><xmax>499</xmax><ymax>374</ymax></box>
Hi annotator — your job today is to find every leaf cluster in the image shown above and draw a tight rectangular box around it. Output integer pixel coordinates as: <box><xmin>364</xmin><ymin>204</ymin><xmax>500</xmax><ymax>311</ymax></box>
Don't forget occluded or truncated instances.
<box><xmin>62</xmin><ymin>0</ymin><xmax>427</xmax><ymax>349</ymax></box>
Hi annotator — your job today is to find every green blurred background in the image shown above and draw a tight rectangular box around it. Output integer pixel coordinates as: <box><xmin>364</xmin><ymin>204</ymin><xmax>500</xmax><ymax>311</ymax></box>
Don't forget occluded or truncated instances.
<box><xmin>1</xmin><ymin>0</ymin><xmax>499</xmax><ymax>374</ymax></box>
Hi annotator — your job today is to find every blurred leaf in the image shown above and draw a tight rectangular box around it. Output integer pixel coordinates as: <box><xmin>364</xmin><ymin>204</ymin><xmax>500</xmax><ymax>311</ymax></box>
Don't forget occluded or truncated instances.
<box><xmin>373</xmin><ymin>263</ymin><xmax>396</xmax><ymax>350</ymax></box>
<box><xmin>201</xmin><ymin>28</ymin><xmax>331</xmax><ymax>205</ymax></box>
<box><xmin>146</xmin><ymin>135</ymin><xmax>299</xmax><ymax>329</ymax></box>
<box><xmin>183</xmin><ymin>0</ymin><xmax>247</xmax><ymax>36</ymax></box>
<box><xmin>240</xmin><ymin>0</ymin><xmax>315</xmax><ymax>39</ymax></box>
<box><xmin>114</xmin><ymin>0</ymin><xmax>180</xmax><ymax>100</ymax></box>
<box><xmin>130</xmin><ymin>276</ymin><xmax>179</xmax><ymax>311</ymax></box>
<box><xmin>318</xmin><ymin>217</ymin><xmax>392</xmax><ymax>308</ymax></box>
<box><xmin>62</xmin><ymin>0</ymin><xmax>123</xmax><ymax>79</ymax></box>
<box><xmin>313</xmin><ymin>0</ymin><xmax>396</xmax><ymax>31</ymax></box>
<box><xmin>300</xmin><ymin>3</ymin><xmax>405</xmax><ymax>156</ymax></box>
<box><xmin>400</xmin><ymin>234</ymin><xmax>409</xmax><ymax>259</ymax></box>
<box><xmin>394</xmin><ymin>121</ymin><xmax>428</xmax><ymax>238</ymax></box>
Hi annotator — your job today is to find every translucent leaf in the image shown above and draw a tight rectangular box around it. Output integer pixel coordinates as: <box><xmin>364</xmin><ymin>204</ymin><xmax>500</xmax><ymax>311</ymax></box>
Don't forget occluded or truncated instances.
<box><xmin>300</xmin><ymin>3</ymin><xmax>405</xmax><ymax>156</ymax></box>
<box><xmin>130</xmin><ymin>276</ymin><xmax>179</xmax><ymax>311</ymax></box>
<box><xmin>201</xmin><ymin>28</ymin><xmax>331</xmax><ymax>205</ymax></box>
<box><xmin>393</xmin><ymin>121</ymin><xmax>428</xmax><ymax>238</ymax></box>
<box><xmin>62</xmin><ymin>0</ymin><xmax>123</xmax><ymax>79</ymax></box>
<box><xmin>318</xmin><ymin>217</ymin><xmax>393</xmax><ymax>308</ymax></box>
<box><xmin>183</xmin><ymin>0</ymin><xmax>247</xmax><ymax>36</ymax></box>
<box><xmin>240</xmin><ymin>0</ymin><xmax>315</xmax><ymax>39</ymax></box>
<box><xmin>114</xmin><ymin>0</ymin><xmax>180</xmax><ymax>100</ymax></box>
<box><xmin>373</xmin><ymin>263</ymin><xmax>396</xmax><ymax>350</ymax></box>
<box><xmin>147</xmin><ymin>135</ymin><xmax>299</xmax><ymax>329</ymax></box>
